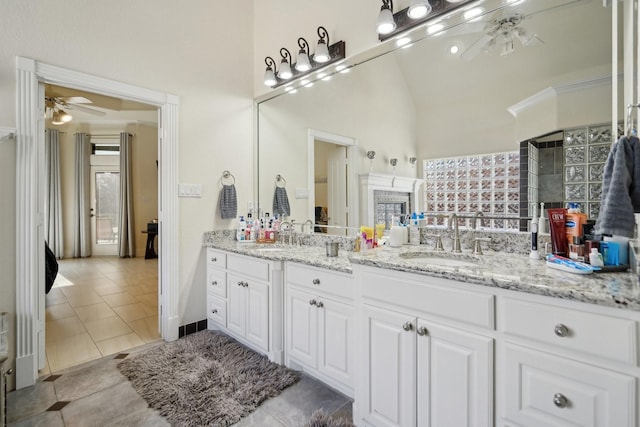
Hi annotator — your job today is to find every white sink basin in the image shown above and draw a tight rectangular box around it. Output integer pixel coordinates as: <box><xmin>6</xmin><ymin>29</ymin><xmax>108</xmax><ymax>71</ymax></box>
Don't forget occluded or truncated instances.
<box><xmin>250</xmin><ymin>247</ymin><xmax>286</xmax><ymax>253</ymax></box>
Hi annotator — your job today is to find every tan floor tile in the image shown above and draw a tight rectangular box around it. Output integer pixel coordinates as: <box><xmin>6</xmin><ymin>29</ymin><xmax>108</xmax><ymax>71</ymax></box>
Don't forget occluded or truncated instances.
<box><xmin>136</xmin><ymin>292</ymin><xmax>158</xmax><ymax>307</ymax></box>
<box><xmin>112</xmin><ymin>303</ymin><xmax>150</xmax><ymax>322</ymax></box>
<box><xmin>45</xmin><ymin>302</ymin><xmax>76</xmax><ymax>322</ymax></box>
<box><xmin>84</xmin><ymin>316</ymin><xmax>133</xmax><ymax>342</ymax></box>
<box><xmin>73</xmin><ymin>302</ymin><xmax>117</xmax><ymax>323</ymax></box>
<box><xmin>46</xmin><ymin>317</ymin><xmax>86</xmax><ymax>341</ymax></box>
<box><xmin>46</xmin><ymin>333</ymin><xmax>102</xmax><ymax>372</ymax></box>
<box><xmin>62</xmin><ymin>289</ymin><xmax>105</xmax><ymax>308</ymax></box>
<box><xmin>95</xmin><ymin>333</ymin><xmax>145</xmax><ymax>356</ymax></box>
<box><xmin>45</xmin><ymin>288</ymin><xmax>68</xmax><ymax>306</ymax></box>
<box><xmin>125</xmin><ymin>285</ymin><xmax>147</xmax><ymax>296</ymax></box>
<box><xmin>102</xmin><ymin>292</ymin><xmax>139</xmax><ymax>308</ymax></box>
<box><xmin>128</xmin><ymin>316</ymin><xmax>160</xmax><ymax>343</ymax></box>
<box><xmin>93</xmin><ymin>283</ymin><xmax>125</xmax><ymax>296</ymax></box>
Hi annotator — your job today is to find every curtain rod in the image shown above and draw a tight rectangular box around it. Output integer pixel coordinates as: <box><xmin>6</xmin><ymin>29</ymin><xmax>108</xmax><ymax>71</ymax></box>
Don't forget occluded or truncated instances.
<box><xmin>90</xmin><ymin>133</ymin><xmax>135</xmax><ymax>138</ymax></box>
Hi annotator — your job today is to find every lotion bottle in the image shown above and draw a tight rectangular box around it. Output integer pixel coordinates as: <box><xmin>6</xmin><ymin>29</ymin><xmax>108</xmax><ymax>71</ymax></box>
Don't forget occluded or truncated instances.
<box><xmin>538</xmin><ymin>202</ymin><xmax>546</xmax><ymax>234</ymax></box>
<box><xmin>589</xmin><ymin>248</ymin><xmax>604</xmax><ymax>267</ymax></box>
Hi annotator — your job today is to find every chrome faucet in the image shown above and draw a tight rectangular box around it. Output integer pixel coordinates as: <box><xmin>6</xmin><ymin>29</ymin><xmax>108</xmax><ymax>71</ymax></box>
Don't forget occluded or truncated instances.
<box><xmin>471</xmin><ymin>211</ymin><xmax>484</xmax><ymax>230</ymax></box>
<box><xmin>448</xmin><ymin>213</ymin><xmax>462</xmax><ymax>253</ymax></box>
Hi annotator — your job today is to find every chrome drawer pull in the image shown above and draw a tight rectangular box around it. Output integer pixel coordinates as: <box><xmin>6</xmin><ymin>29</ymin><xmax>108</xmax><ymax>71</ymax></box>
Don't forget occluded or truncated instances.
<box><xmin>316</xmin><ymin>301</ymin><xmax>324</xmax><ymax>308</ymax></box>
<box><xmin>211</xmin><ymin>281</ymin><xmax>217</xmax><ymax>286</ymax></box>
<box><xmin>211</xmin><ymin>257</ymin><xmax>217</xmax><ymax>262</ymax></box>
<box><xmin>553</xmin><ymin>393</ymin><xmax>568</xmax><ymax>408</ymax></box>
<box><xmin>554</xmin><ymin>324</ymin><xmax>569</xmax><ymax>337</ymax></box>
<box><xmin>237</xmin><ymin>281</ymin><xmax>243</xmax><ymax>287</ymax></box>
<box><xmin>416</xmin><ymin>326</ymin><xmax>428</xmax><ymax>336</ymax></box>
<box><xmin>211</xmin><ymin>309</ymin><xmax>218</xmax><ymax>314</ymax></box>
<box><xmin>312</xmin><ymin>278</ymin><xmax>320</xmax><ymax>285</ymax></box>
<box><xmin>402</xmin><ymin>322</ymin><xmax>413</xmax><ymax>331</ymax></box>
<box><xmin>309</xmin><ymin>299</ymin><xmax>317</xmax><ymax>306</ymax></box>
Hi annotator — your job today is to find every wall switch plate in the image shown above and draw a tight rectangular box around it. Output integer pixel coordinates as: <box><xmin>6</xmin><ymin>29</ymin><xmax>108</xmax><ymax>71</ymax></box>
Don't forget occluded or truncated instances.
<box><xmin>295</xmin><ymin>188</ymin><xmax>309</xmax><ymax>199</ymax></box>
<box><xmin>178</xmin><ymin>183</ymin><xmax>202</xmax><ymax>198</ymax></box>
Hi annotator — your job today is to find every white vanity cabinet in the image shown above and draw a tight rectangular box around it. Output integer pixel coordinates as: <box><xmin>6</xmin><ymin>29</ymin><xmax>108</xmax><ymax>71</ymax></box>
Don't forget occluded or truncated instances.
<box><xmin>285</xmin><ymin>262</ymin><xmax>355</xmax><ymax>396</ymax></box>
<box><xmin>205</xmin><ymin>247</ymin><xmax>284</xmax><ymax>363</ymax></box>
<box><xmin>355</xmin><ymin>265</ymin><xmax>494</xmax><ymax>427</ymax></box>
<box><xmin>498</xmin><ymin>297</ymin><xmax>639</xmax><ymax>427</ymax></box>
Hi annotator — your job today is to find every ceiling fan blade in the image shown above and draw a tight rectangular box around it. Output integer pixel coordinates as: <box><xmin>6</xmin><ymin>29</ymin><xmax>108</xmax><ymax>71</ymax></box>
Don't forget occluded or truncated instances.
<box><xmin>460</xmin><ymin>34</ymin><xmax>494</xmax><ymax>60</ymax></box>
<box><xmin>63</xmin><ymin>103</ymin><xmax>106</xmax><ymax>116</ymax></box>
<box><xmin>517</xmin><ymin>28</ymin><xmax>544</xmax><ymax>47</ymax></box>
<box><xmin>59</xmin><ymin>96</ymin><xmax>92</xmax><ymax>104</ymax></box>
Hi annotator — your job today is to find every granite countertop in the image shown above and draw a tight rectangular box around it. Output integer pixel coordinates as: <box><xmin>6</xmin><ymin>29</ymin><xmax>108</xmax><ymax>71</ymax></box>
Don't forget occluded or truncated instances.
<box><xmin>204</xmin><ymin>233</ymin><xmax>640</xmax><ymax>312</ymax></box>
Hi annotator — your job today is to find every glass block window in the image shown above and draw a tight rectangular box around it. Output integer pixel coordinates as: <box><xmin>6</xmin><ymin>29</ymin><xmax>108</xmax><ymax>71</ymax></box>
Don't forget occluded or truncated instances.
<box><xmin>563</xmin><ymin>123</ymin><xmax>620</xmax><ymax>219</ymax></box>
<box><xmin>423</xmin><ymin>151</ymin><xmax>520</xmax><ymax>231</ymax></box>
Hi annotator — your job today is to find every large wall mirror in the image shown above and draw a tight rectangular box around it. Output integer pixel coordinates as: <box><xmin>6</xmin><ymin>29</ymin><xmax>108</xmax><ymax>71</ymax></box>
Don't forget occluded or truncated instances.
<box><xmin>257</xmin><ymin>0</ymin><xmax>617</xmax><ymax>232</ymax></box>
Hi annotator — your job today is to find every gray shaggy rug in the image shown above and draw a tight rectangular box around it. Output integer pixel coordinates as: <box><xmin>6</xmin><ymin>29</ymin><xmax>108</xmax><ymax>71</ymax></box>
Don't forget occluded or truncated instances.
<box><xmin>118</xmin><ymin>330</ymin><xmax>300</xmax><ymax>426</ymax></box>
<box><xmin>305</xmin><ymin>409</ymin><xmax>355</xmax><ymax>427</ymax></box>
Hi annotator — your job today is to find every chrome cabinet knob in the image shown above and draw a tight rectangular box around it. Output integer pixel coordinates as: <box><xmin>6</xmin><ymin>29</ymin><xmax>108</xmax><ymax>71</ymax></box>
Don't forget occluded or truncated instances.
<box><xmin>316</xmin><ymin>301</ymin><xmax>324</xmax><ymax>308</ymax></box>
<box><xmin>211</xmin><ymin>280</ymin><xmax>217</xmax><ymax>286</ymax></box>
<box><xmin>237</xmin><ymin>281</ymin><xmax>243</xmax><ymax>287</ymax></box>
<box><xmin>402</xmin><ymin>322</ymin><xmax>413</xmax><ymax>331</ymax></box>
<box><xmin>416</xmin><ymin>326</ymin><xmax>428</xmax><ymax>336</ymax></box>
<box><xmin>211</xmin><ymin>309</ymin><xmax>218</xmax><ymax>314</ymax></box>
<box><xmin>312</xmin><ymin>278</ymin><xmax>320</xmax><ymax>285</ymax></box>
<box><xmin>309</xmin><ymin>299</ymin><xmax>317</xmax><ymax>306</ymax></box>
<box><xmin>553</xmin><ymin>393</ymin><xmax>568</xmax><ymax>408</ymax></box>
<box><xmin>211</xmin><ymin>257</ymin><xmax>217</xmax><ymax>262</ymax></box>
<box><xmin>554</xmin><ymin>324</ymin><xmax>569</xmax><ymax>337</ymax></box>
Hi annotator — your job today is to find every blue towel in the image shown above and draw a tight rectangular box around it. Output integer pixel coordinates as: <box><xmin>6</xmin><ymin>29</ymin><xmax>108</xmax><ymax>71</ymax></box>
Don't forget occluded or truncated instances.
<box><xmin>273</xmin><ymin>187</ymin><xmax>290</xmax><ymax>217</ymax></box>
<box><xmin>220</xmin><ymin>184</ymin><xmax>237</xmax><ymax>219</ymax></box>
<box><xmin>595</xmin><ymin>135</ymin><xmax>640</xmax><ymax>238</ymax></box>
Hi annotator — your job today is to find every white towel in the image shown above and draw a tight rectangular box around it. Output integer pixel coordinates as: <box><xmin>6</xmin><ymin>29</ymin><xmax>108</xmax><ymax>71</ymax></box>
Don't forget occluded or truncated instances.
<box><xmin>220</xmin><ymin>184</ymin><xmax>237</xmax><ymax>219</ymax></box>
<box><xmin>273</xmin><ymin>187</ymin><xmax>290</xmax><ymax>217</ymax></box>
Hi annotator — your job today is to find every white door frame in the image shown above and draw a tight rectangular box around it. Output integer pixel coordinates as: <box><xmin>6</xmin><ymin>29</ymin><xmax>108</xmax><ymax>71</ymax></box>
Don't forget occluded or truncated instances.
<box><xmin>15</xmin><ymin>57</ymin><xmax>180</xmax><ymax>388</ymax></box>
<box><xmin>306</xmin><ymin>129</ymin><xmax>358</xmax><ymax>231</ymax></box>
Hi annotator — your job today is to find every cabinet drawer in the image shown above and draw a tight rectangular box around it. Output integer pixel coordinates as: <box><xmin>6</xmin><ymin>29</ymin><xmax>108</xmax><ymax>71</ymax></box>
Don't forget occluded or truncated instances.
<box><xmin>227</xmin><ymin>254</ymin><xmax>269</xmax><ymax>281</ymax></box>
<box><xmin>360</xmin><ymin>267</ymin><xmax>494</xmax><ymax>329</ymax></box>
<box><xmin>504</xmin><ymin>343</ymin><xmax>635</xmax><ymax>427</ymax></box>
<box><xmin>287</xmin><ymin>263</ymin><xmax>354</xmax><ymax>300</ymax></box>
<box><xmin>206</xmin><ymin>267</ymin><xmax>226</xmax><ymax>298</ymax></box>
<box><xmin>501</xmin><ymin>298</ymin><xmax>637</xmax><ymax>365</ymax></box>
<box><xmin>206</xmin><ymin>248</ymin><xmax>226</xmax><ymax>269</ymax></box>
<box><xmin>207</xmin><ymin>294</ymin><xmax>226</xmax><ymax>327</ymax></box>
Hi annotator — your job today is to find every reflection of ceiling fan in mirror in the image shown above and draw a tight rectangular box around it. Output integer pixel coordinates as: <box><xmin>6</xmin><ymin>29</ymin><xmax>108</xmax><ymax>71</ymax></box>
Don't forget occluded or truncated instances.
<box><xmin>460</xmin><ymin>11</ymin><xmax>543</xmax><ymax>60</ymax></box>
<box><xmin>45</xmin><ymin>96</ymin><xmax>106</xmax><ymax>125</ymax></box>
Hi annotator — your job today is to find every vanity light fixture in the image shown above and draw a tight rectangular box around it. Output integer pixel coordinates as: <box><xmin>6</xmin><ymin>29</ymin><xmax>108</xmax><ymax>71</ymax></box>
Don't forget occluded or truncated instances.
<box><xmin>408</xmin><ymin>0</ymin><xmax>432</xmax><ymax>20</ymax></box>
<box><xmin>314</xmin><ymin>27</ymin><xmax>331</xmax><ymax>63</ymax></box>
<box><xmin>409</xmin><ymin>157</ymin><xmax>417</xmax><ymax>165</ymax></box>
<box><xmin>264</xmin><ymin>57</ymin><xmax>277</xmax><ymax>87</ymax></box>
<box><xmin>263</xmin><ymin>26</ymin><xmax>346</xmax><ymax>89</ymax></box>
<box><xmin>390</xmin><ymin>158</ymin><xmax>398</xmax><ymax>166</ymax></box>
<box><xmin>376</xmin><ymin>0</ymin><xmax>396</xmax><ymax>35</ymax></box>
<box><xmin>377</xmin><ymin>0</ymin><xmax>477</xmax><ymax>42</ymax></box>
<box><xmin>295</xmin><ymin>38</ymin><xmax>312</xmax><ymax>72</ymax></box>
<box><xmin>278</xmin><ymin>48</ymin><xmax>293</xmax><ymax>80</ymax></box>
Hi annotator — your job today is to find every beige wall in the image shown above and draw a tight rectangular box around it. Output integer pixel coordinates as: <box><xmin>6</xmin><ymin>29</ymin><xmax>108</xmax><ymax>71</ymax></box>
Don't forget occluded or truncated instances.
<box><xmin>0</xmin><ymin>0</ymin><xmax>254</xmax><ymax>388</ymax></box>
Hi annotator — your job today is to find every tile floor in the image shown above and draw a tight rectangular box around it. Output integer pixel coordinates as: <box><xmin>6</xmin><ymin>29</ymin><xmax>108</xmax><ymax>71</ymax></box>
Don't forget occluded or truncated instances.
<box><xmin>7</xmin><ymin>339</ymin><xmax>353</xmax><ymax>427</ymax></box>
<box><xmin>43</xmin><ymin>257</ymin><xmax>160</xmax><ymax>374</ymax></box>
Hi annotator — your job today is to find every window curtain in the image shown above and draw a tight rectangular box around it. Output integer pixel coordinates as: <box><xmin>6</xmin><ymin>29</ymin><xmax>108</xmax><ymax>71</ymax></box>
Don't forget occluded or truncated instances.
<box><xmin>45</xmin><ymin>129</ymin><xmax>63</xmax><ymax>258</ymax></box>
<box><xmin>118</xmin><ymin>132</ymin><xmax>135</xmax><ymax>257</ymax></box>
<box><xmin>72</xmin><ymin>133</ymin><xmax>91</xmax><ymax>258</ymax></box>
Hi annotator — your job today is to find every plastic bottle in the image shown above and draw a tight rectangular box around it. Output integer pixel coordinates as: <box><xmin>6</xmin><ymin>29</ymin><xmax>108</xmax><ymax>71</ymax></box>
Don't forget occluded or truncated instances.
<box><xmin>409</xmin><ymin>217</ymin><xmax>420</xmax><ymax>246</ymax></box>
<box><xmin>589</xmin><ymin>248</ymin><xmax>604</xmax><ymax>267</ymax></box>
<box><xmin>565</xmin><ymin>202</ymin><xmax>587</xmax><ymax>246</ymax></box>
<box><xmin>538</xmin><ymin>202</ymin><xmax>546</xmax><ymax>234</ymax></box>
<box><xmin>390</xmin><ymin>226</ymin><xmax>403</xmax><ymax>247</ymax></box>
<box><xmin>237</xmin><ymin>216</ymin><xmax>246</xmax><ymax>241</ymax></box>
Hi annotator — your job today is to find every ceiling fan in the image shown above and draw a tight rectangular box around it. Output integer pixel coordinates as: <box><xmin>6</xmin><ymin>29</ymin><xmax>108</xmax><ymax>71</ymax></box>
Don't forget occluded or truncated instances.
<box><xmin>45</xmin><ymin>96</ymin><xmax>106</xmax><ymax>125</ymax></box>
<box><xmin>460</xmin><ymin>11</ymin><xmax>543</xmax><ymax>60</ymax></box>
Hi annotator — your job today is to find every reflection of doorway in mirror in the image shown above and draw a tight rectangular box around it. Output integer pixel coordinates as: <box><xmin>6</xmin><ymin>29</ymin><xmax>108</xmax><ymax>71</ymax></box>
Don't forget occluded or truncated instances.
<box><xmin>314</xmin><ymin>140</ymin><xmax>347</xmax><ymax>236</ymax></box>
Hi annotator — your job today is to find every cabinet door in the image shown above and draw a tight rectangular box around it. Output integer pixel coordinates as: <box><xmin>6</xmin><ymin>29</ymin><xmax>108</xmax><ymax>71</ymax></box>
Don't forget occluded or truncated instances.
<box><xmin>287</xmin><ymin>287</ymin><xmax>318</xmax><ymax>368</ymax></box>
<box><xmin>361</xmin><ymin>304</ymin><xmax>416</xmax><ymax>427</ymax></box>
<box><xmin>227</xmin><ymin>273</ymin><xmax>247</xmax><ymax>337</ymax></box>
<box><xmin>318</xmin><ymin>296</ymin><xmax>354</xmax><ymax>388</ymax></box>
<box><xmin>245</xmin><ymin>279</ymin><xmax>269</xmax><ymax>351</ymax></box>
<box><xmin>416</xmin><ymin>320</ymin><xmax>493</xmax><ymax>427</ymax></box>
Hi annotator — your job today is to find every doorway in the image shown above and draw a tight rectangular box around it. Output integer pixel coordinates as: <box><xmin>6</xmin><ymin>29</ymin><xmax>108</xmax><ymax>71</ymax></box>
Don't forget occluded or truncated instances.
<box><xmin>306</xmin><ymin>129</ymin><xmax>358</xmax><ymax>235</ymax></box>
<box><xmin>15</xmin><ymin>57</ymin><xmax>179</xmax><ymax>389</ymax></box>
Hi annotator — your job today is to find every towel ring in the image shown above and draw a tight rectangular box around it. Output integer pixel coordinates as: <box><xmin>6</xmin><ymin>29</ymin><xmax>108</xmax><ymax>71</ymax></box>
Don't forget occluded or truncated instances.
<box><xmin>275</xmin><ymin>174</ymin><xmax>286</xmax><ymax>188</ymax></box>
<box><xmin>220</xmin><ymin>170</ymin><xmax>235</xmax><ymax>186</ymax></box>
<box><xmin>626</xmin><ymin>104</ymin><xmax>640</xmax><ymax>137</ymax></box>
